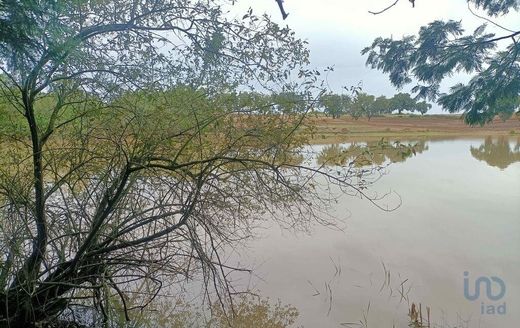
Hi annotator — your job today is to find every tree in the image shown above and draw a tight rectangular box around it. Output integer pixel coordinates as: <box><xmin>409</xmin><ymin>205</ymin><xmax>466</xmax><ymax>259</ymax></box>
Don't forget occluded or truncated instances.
<box><xmin>271</xmin><ymin>91</ymin><xmax>307</xmax><ymax>114</ymax></box>
<box><xmin>229</xmin><ymin>91</ymin><xmax>272</xmax><ymax>113</ymax></box>
<box><xmin>415</xmin><ymin>101</ymin><xmax>432</xmax><ymax>115</ymax></box>
<box><xmin>320</xmin><ymin>93</ymin><xmax>350</xmax><ymax>119</ymax></box>
<box><xmin>0</xmin><ymin>1</ymin><xmax>384</xmax><ymax>327</ymax></box>
<box><xmin>362</xmin><ymin>0</ymin><xmax>520</xmax><ymax>125</ymax></box>
<box><xmin>390</xmin><ymin>93</ymin><xmax>416</xmax><ymax>115</ymax></box>
<box><xmin>372</xmin><ymin>95</ymin><xmax>392</xmax><ymax>116</ymax></box>
<box><xmin>352</xmin><ymin>93</ymin><xmax>376</xmax><ymax>120</ymax></box>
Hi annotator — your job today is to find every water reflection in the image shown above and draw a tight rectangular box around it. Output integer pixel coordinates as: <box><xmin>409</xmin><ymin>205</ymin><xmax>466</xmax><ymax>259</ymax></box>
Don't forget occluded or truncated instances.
<box><xmin>470</xmin><ymin>136</ymin><xmax>520</xmax><ymax>169</ymax></box>
<box><xmin>317</xmin><ymin>140</ymin><xmax>429</xmax><ymax>167</ymax></box>
<box><xmin>238</xmin><ymin>138</ymin><xmax>520</xmax><ymax>328</ymax></box>
<box><xmin>119</xmin><ymin>293</ymin><xmax>299</xmax><ymax>328</ymax></box>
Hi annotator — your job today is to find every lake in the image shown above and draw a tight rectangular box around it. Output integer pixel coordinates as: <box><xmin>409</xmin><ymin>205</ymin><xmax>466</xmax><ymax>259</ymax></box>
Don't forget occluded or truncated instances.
<box><xmin>233</xmin><ymin>137</ymin><xmax>520</xmax><ymax>328</ymax></box>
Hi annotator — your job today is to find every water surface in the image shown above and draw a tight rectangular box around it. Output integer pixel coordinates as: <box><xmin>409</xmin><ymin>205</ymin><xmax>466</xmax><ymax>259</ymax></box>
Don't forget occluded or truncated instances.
<box><xmin>235</xmin><ymin>137</ymin><xmax>520</xmax><ymax>328</ymax></box>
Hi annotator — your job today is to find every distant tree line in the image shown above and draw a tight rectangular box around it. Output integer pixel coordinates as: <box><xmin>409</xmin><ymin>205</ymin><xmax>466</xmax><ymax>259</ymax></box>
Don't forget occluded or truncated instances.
<box><xmin>320</xmin><ymin>92</ymin><xmax>433</xmax><ymax>119</ymax></box>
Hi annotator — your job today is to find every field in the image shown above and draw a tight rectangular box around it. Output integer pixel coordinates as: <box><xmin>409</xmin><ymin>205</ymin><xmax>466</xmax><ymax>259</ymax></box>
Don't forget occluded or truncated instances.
<box><xmin>307</xmin><ymin>114</ymin><xmax>520</xmax><ymax>143</ymax></box>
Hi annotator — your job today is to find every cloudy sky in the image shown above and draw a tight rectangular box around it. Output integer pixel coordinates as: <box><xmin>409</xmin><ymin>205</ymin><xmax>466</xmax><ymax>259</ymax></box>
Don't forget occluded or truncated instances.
<box><xmin>236</xmin><ymin>0</ymin><xmax>520</xmax><ymax>113</ymax></box>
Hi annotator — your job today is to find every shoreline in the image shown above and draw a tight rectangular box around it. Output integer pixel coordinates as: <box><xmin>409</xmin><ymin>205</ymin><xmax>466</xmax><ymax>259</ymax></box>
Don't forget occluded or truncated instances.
<box><xmin>306</xmin><ymin>114</ymin><xmax>520</xmax><ymax>144</ymax></box>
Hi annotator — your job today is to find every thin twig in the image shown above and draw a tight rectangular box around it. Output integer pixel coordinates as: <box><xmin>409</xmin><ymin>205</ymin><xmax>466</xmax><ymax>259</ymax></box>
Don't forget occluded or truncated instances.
<box><xmin>467</xmin><ymin>2</ymin><xmax>516</xmax><ymax>33</ymax></box>
<box><xmin>369</xmin><ymin>0</ymin><xmax>400</xmax><ymax>15</ymax></box>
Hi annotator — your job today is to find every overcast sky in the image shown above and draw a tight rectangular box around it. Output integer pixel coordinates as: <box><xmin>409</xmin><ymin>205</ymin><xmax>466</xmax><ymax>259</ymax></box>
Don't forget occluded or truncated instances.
<box><xmin>235</xmin><ymin>0</ymin><xmax>520</xmax><ymax>113</ymax></box>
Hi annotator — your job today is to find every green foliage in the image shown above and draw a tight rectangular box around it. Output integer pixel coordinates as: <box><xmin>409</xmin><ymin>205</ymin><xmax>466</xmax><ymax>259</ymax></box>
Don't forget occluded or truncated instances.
<box><xmin>0</xmin><ymin>1</ymin><xmax>327</xmax><ymax>326</ymax></box>
<box><xmin>271</xmin><ymin>91</ymin><xmax>307</xmax><ymax>114</ymax></box>
<box><xmin>415</xmin><ymin>101</ymin><xmax>432</xmax><ymax>115</ymax></box>
<box><xmin>363</xmin><ymin>3</ymin><xmax>520</xmax><ymax>125</ymax></box>
<box><xmin>352</xmin><ymin>92</ymin><xmax>375</xmax><ymax>120</ymax></box>
<box><xmin>372</xmin><ymin>95</ymin><xmax>392</xmax><ymax>115</ymax></box>
<box><xmin>320</xmin><ymin>93</ymin><xmax>350</xmax><ymax>119</ymax></box>
<box><xmin>390</xmin><ymin>93</ymin><xmax>418</xmax><ymax>114</ymax></box>
<box><xmin>318</xmin><ymin>91</ymin><xmax>432</xmax><ymax>119</ymax></box>
<box><xmin>470</xmin><ymin>0</ymin><xmax>520</xmax><ymax>16</ymax></box>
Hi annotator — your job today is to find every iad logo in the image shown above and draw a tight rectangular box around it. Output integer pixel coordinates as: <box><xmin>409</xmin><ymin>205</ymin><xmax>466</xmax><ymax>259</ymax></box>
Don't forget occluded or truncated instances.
<box><xmin>463</xmin><ymin>271</ymin><xmax>506</xmax><ymax>315</ymax></box>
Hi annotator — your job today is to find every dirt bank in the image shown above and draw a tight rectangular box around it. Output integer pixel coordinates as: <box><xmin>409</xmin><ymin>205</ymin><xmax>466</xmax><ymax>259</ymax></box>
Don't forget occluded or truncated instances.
<box><xmin>307</xmin><ymin>114</ymin><xmax>520</xmax><ymax>143</ymax></box>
